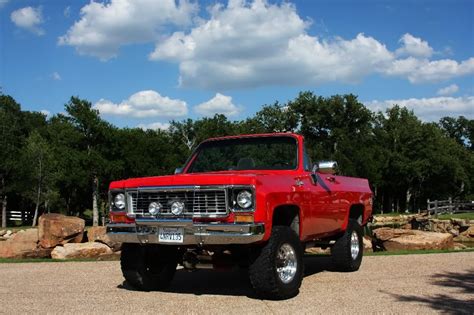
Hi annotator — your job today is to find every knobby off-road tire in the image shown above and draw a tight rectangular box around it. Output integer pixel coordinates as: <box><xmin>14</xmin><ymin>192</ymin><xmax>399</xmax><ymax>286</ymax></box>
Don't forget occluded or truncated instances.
<box><xmin>249</xmin><ymin>226</ymin><xmax>304</xmax><ymax>300</ymax></box>
<box><xmin>121</xmin><ymin>243</ymin><xmax>178</xmax><ymax>291</ymax></box>
<box><xmin>331</xmin><ymin>219</ymin><xmax>363</xmax><ymax>272</ymax></box>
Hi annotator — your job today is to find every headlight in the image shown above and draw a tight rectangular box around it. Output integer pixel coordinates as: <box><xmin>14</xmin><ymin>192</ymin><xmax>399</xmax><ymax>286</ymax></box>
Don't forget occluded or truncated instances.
<box><xmin>113</xmin><ymin>193</ymin><xmax>126</xmax><ymax>210</ymax></box>
<box><xmin>236</xmin><ymin>190</ymin><xmax>252</xmax><ymax>209</ymax></box>
<box><xmin>170</xmin><ymin>201</ymin><xmax>184</xmax><ymax>215</ymax></box>
<box><xmin>148</xmin><ymin>202</ymin><xmax>162</xmax><ymax>215</ymax></box>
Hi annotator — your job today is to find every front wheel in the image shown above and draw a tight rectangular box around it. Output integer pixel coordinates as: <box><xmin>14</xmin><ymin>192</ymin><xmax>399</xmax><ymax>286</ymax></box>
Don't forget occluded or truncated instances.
<box><xmin>331</xmin><ymin>219</ymin><xmax>363</xmax><ymax>272</ymax></box>
<box><xmin>120</xmin><ymin>243</ymin><xmax>178</xmax><ymax>291</ymax></box>
<box><xmin>249</xmin><ymin>226</ymin><xmax>304</xmax><ymax>300</ymax></box>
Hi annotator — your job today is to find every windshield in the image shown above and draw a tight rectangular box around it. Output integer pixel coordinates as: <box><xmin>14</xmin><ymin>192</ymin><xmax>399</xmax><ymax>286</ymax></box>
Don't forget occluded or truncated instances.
<box><xmin>187</xmin><ymin>136</ymin><xmax>298</xmax><ymax>173</ymax></box>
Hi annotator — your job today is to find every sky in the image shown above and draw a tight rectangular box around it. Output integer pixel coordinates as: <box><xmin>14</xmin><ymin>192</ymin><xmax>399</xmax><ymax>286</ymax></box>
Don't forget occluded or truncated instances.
<box><xmin>1</xmin><ymin>0</ymin><xmax>473</xmax><ymax>130</ymax></box>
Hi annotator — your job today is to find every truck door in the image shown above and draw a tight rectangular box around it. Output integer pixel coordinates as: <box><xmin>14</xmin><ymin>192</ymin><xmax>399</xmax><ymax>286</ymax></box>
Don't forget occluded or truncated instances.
<box><xmin>308</xmin><ymin>171</ymin><xmax>342</xmax><ymax>236</ymax></box>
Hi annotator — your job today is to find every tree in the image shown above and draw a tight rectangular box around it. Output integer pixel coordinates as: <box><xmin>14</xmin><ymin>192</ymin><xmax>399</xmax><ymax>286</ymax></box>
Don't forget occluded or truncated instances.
<box><xmin>0</xmin><ymin>95</ymin><xmax>24</xmax><ymax>227</ymax></box>
<box><xmin>65</xmin><ymin>97</ymin><xmax>110</xmax><ymax>226</ymax></box>
<box><xmin>20</xmin><ymin>131</ymin><xmax>55</xmax><ymax>226</ymax></box>
<box><xmin>439</xmin><ymin>116</ymin><xmax>474</xmax><ymax>150</ymax></box>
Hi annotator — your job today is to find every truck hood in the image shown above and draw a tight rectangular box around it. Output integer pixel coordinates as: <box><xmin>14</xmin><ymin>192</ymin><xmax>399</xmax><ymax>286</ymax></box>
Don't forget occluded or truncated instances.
<box><xmin>109</xmin><ymin>172</ymin><xmax>262</xmax><ymax>190</ymax></box>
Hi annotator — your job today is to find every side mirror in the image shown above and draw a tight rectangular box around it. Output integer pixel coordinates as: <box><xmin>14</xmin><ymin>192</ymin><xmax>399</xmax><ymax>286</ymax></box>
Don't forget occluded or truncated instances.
<box><xmin>174</xmin><ymin>167</ymin><xmax>183</xmax><ymax>174</ymax></box>
<box><xmin>313</xmin><ymin>161</ymin><xmax>338</xmax><ymax>175</ymax></box>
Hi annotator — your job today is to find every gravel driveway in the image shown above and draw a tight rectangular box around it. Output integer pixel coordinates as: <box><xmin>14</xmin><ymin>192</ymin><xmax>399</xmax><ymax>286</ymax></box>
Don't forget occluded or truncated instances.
<box><xmin>0</xmin><ymin>252</ymin><xmax>472</xmax><ymax>314</ymax></box>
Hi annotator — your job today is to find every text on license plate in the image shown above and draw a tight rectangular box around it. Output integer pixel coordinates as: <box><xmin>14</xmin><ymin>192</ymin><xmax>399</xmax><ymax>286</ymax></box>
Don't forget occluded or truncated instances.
<box><xmin>158</xmin><ymin>227</ymin><xmax>184</xmax><ymax>243</ymax></box>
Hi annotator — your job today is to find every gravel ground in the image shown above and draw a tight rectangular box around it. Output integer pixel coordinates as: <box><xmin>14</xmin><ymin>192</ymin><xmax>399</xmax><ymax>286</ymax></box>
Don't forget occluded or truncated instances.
<box><xmin>0</xmin><ymin>252</ymin><xmax>472</xmax><ymax>314</ymax></box>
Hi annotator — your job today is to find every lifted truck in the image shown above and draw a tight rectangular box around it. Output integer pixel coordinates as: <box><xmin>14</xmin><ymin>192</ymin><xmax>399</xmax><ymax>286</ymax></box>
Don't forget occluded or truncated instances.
<box><xmin>107</xmin><ymin>133</ymin><xmax>372</xmax><ymax>299</ymax></box>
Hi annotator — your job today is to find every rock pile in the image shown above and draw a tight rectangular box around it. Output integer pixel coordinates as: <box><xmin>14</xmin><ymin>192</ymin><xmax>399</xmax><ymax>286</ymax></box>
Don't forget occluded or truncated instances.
<box><xmin>51</xmin><ymin>242</ymin><xmax>113</xmax><ymax>259</ymax></box>
<box><xmin>0</xmin><ymin>214</ymin><xmax>120</xmax><ymax>260</ymax></box>
<box><xmin>39</xmin><ymin>214</ymin><xmax>84</xmax><ymax>248</ymax></box>
<box><xmin>372</xmin><ymin>227</ymin><xmax>454</xmax><ymax>251</ymax></box>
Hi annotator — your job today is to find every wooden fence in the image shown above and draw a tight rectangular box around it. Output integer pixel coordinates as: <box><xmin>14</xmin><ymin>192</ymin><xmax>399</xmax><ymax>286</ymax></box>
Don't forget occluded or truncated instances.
<box><xmin>427</xmin><ymin>198</ymin><xmax>474</xmax><ymax>216</ymax></box>
<box><xmin>0</xmin><ymin>209</ymin><xmax>33</xmax><ymax>225</ymax></box>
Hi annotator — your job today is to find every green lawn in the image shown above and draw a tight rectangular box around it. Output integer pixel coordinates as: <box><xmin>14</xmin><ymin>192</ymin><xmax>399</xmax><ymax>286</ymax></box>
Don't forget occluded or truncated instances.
<box><xmin>305</xmin><ymin>248</ymin><xmax>474</xmax><ymax>257</ymax></box>
<box><xmin>365</xmin><ymin>248</ymin><xmax>474</xmax><ymax>256</ymax></box>
<box><xmin>373</xmin><ymin>212</ymin><xmax>406</xmax><ymax>217</ymax></box>
<box><xmin>0</xmin><ymin>258</ymin><xmax>97</xmax><ymax>263</ymax></box>
<box><xmin>373</xmin><ymin>212</ymin><xmax>474</xmax><ymax>220</ymax></box>
<box><xmin>437</xmin><ymin>212</ymin><xmax>474</xmax><ymax>220</ymax></box>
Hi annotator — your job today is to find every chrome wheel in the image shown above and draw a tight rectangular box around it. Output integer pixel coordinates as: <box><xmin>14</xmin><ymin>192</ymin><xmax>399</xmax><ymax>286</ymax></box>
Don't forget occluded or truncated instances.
<box><xmin>276</xmin><ymin>243</ymin><xmax>297</xmax><ymax>284</ymax></box>
<box><xmin>350</xmin><ymin>231</ymin><xmax>360</xmax><ymax>260</ymax></box>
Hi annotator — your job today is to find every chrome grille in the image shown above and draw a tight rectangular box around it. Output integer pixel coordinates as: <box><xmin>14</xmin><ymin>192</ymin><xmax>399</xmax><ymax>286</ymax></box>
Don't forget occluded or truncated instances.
<box><xmin>127</xmin><ymin>187</ymin><xmax>228</xmax><ymax>217</ymax></box>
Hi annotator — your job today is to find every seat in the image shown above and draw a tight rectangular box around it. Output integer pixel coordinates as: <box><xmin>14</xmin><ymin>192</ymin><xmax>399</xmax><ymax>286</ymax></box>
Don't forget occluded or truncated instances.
<box><xmin>236</xmin><ymin>157</ymin><xmax>255</xmax><ymax>170</ymax></box>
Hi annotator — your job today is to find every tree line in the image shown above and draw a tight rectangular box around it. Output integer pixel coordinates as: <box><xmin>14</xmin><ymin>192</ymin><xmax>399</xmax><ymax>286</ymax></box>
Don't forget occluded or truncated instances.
<box><xmin>1</xmin><ymin>91</ymin><xmax>473</xmax><ymax>227</ymax></box>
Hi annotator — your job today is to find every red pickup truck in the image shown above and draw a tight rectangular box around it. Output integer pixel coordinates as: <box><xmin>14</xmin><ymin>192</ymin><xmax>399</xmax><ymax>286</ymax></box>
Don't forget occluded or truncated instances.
<box><xmin>107</xmin><ymin>133</ymin><xmax>372</xmax><ymax>299</ymax></box>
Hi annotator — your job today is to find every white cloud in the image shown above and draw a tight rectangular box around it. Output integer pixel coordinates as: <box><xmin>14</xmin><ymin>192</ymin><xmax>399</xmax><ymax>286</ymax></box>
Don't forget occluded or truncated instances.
<box><xmin>11</xmin><ymin>6</ymin><xmax>44</xmax><ymax>35</ymax></box>
<box><xmin>137</xmin><ymin>122</ymin><xmax>171</xmax><ymax>131</ymax></box>
<box><xmin>365</xmin><ymin>96</ymin><xmax>474</xmax><ymax>121</ymax></box>
<box><xmin>194</xmin><ymin>93</ymin><xmax>240</xmax><ymax>116</ymax></box>
<box><xmin>384</xmin><ymin>57</ymin><xmax>474</xmax><ymax>83</ymax></box>
<box><xmin>94</xmin><ymin>90</ymin><xmax>188</xmax><ymax>118</ymax></box>
<box><xmin>51</xmin><ymin>72</ymin><xmax>61</xmax><ymax>81</ymax></box>
<box><xmin>395</xmin><ymin>33</ymin><xmax>433</xmax><ymax>58</ymax></box>
<box><xmin>58</xmin><ymin>0</ymin><xmax>197</xmax><ymax>60</ymax></box>
<box><xmin>149</xmin><ymin>1</ymin><xmax>474</xmax><ymax>89</ymax></box>
<box><xmin>437</xmin><ymin>84</ymin><xmax>459</xmax><ymax>96</ymax></box>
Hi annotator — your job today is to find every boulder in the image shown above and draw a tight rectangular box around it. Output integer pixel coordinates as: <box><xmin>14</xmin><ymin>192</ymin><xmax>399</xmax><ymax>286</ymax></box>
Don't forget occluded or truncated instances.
<box><xmin>305</xmin><ymin>247</ymin><xmax>330</xmax><ymax>255</ymax></box>
<box><xmin>453</xmin><ymin>242</ymin><xmax>467</xmax><ymax>250</ymax></box>
<box><xmin>38</xmin><ymin>214</ymin><xmax>85</xmax><ymax>248</ymax></box>
<box><xmin>86</xmin><ymin>226</ymin><xmax>121</xmax><ymax>251</ymax></box>
<box><xmin>363</xmin><ymin>236</ymin><xmax>373</xmax><ymax>252</ymax></box>
<box><xmin>0</xmin><ymin>229</ymin><xmax>40</xmax><ymax>258</ymax></box>
<box><xmin>373</xmin><ymin>227</ymin><xmax>454</xmax><ymax>251</ymax></box>
<box><xmin>51</xmin><ymin>242</ymin><xmax>112</xmax><ymax>260</ymax></box>
<box><xmin>461</xmin><ymin>225</ymin><xmax>474</xmax><ymax>237</ymax></box>
<box><xmin>0</xmin><ymin>230</ymin><xmax>5</xmax><ymax>236</ymax></box>
<box><xmin>454</xmin><ymin>235</ymin><xmax>472</xmax><ymax>243</ymax></box>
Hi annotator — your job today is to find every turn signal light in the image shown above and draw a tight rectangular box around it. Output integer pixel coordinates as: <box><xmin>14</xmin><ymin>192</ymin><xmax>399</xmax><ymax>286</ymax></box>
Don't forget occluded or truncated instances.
<box><xmin>234</xmin><ymin>214</ymin><xmax>254</xmax><ymax>223</ymax></box>
<box><xmin>109</xmin><ymin>213</ymin><xmax>135</xmax><ymax>224</ymax></box>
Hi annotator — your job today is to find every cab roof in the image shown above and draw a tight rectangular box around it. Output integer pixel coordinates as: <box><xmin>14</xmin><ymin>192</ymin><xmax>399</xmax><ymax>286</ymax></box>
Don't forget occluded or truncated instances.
<box><xmin>202</xmin><ymin>132</ymin><xmax>302</xmax><ymax>143</ymax></box>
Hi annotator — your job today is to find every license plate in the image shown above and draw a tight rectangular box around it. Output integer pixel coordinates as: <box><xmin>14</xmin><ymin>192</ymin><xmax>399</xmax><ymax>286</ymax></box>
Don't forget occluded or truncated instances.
<box><xmin>158</xmin><ymin>227</ymin><xmax>184</xmax><ymax>243</ymax></box>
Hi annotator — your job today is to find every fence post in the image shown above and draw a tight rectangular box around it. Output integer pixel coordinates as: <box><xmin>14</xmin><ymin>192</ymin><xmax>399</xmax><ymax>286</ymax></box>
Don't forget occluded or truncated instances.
<box><xmin>427</xmin><ymin>199</ymin><xmax>430</xmax><ymax>214</ymax></box>
<box><xmin>448</xmin><ymin>197</ymin><xmax>453</xmax><ymax>214</ymax></box>
<box><xmin>434</xmin><ymin>200</ymin><xmax>438</xmax><ymax>218</ymax></box>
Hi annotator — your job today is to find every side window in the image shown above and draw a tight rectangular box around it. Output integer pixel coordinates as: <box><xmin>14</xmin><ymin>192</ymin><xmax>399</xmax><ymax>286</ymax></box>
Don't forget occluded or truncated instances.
<box><xmin>303</xmin><ymin>145</ymin><xmax>312</xmax><ymax>172</ymax></box>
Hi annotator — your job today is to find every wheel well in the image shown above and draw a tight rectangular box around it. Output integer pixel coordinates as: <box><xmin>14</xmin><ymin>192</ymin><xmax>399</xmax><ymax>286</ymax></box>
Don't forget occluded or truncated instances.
<box><xmin>349</xmin><ymin>204</ymin><xmax>364</xmax><ymax>224</ymax></box>
<box><xmin>272</xmin><ymin>205</ymin><xmax>300</xmax><ymax>236</ymax></box>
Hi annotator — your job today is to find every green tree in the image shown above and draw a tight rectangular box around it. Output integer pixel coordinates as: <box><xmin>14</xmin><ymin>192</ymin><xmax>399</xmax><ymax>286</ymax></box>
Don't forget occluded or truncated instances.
<box><xmin>439</xmin><ymin>116</ymin><xmax>473</xmax><ymax>150</ymax></box>
<box><xmin>65</xmin><ymin>97</ymin><xmax>110</xmax><ymax>226</ymax></box>
<box><xmin>20</xmin><ymin>131</ymin><xmax>55</xmax><ymax>226</ymax></box>
<box><xmin>0</xmin><ymin>95</ymin><xmax>24</xmax><ymax>227</ymax></box>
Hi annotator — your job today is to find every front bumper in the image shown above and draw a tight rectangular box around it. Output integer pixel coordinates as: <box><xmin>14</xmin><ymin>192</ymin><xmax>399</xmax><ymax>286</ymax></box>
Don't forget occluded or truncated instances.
<box><xmin>107</xmin><ymin>219</ymin><xmax>265</xmax><ymax>245</ymax></box>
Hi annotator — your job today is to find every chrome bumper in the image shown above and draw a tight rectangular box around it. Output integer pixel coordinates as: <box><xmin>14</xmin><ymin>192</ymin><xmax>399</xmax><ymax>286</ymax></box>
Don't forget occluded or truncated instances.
<box><xmin>107</xmin><ymin>219</ymin><xmax>265</xmax><ymax>245</ymax></box>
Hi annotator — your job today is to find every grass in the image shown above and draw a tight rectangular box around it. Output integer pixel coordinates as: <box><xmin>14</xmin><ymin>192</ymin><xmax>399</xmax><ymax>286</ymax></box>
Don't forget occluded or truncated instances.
<box><xmin>305</xmin><ymin>247</ymin><xmax>474</xmax><ymax>258</ymax></box>
<box><xmin>365</xmin><ymin>248</ymin><xmax>474</xmax><ymax>256</ymax></box>
<box><xmin>373</xmin><ymin>212</ymin><xmax>474</xmax><ymax>220</ymax></box>
<box><xmin>0</xmin><ymin>257</ymin><xmax>100</xmax><ymax>263</ymax></box>
<box><xmin>1</xmin><ymin>248</ymin><xmax>473</xmax><ymax>263</ymax></box>
<box><xmin>373</xmin><ymin>212</ymin><xmax>406</xmax><ymax>217</ymax></box>
<box><xmin>437</xmin><ymin>212</ymin><xmax>474</xmax><ymax>220</ymax></box>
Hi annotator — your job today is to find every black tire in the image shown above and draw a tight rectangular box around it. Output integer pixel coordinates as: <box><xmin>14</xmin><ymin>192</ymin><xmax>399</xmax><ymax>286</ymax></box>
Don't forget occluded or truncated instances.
<box><xmin>120</xmin><ymin>243</ymin><xmax>178</xmax><ymax>291</ymax></box>
<box><xmin>249</xmin><ymin>226</ymin><xmax>304</xmax><ymax>300</ymax></box>
<box><xmin>331</xmin><ymin>219</ymin><xmax>363</xmax><ymax>272</ymax></box>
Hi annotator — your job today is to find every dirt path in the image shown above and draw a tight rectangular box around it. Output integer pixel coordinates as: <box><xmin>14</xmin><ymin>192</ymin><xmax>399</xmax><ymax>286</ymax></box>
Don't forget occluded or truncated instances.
<box><xmin>0</xmin><ymin>252</ymin><xmax>472</xmax><ymax>314</ymax></box>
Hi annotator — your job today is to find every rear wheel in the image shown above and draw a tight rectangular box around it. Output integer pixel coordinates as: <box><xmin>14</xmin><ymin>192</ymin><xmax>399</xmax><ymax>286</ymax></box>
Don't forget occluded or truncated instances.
<box><xmin>249</xmin><ymin>226</ymin><xmax>304</xmax><ymax>299</ymax></box>
<box><xmin>331</xmin><ymin>219</ymin><xmax>363</xmax><ymax>272</ymax></box>
<box><xmin>120</xmin><ymin>243</ymin><xmax>178</xmax><ymax>291</ymax></box>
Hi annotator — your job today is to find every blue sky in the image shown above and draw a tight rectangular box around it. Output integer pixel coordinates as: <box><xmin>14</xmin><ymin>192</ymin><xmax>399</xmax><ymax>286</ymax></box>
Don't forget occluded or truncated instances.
<box><xmin>1</xmin><ymin>0</ymin><xmax>473</xmax><ymax>130</ymax></box>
